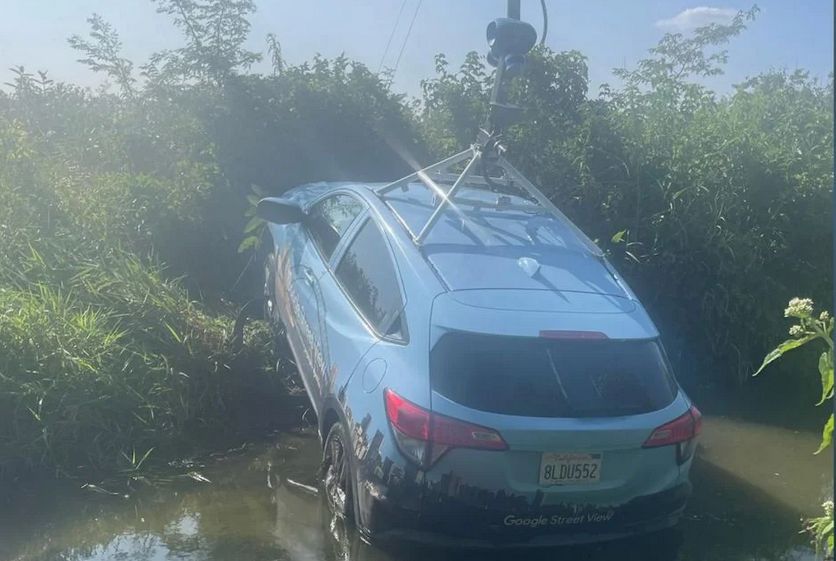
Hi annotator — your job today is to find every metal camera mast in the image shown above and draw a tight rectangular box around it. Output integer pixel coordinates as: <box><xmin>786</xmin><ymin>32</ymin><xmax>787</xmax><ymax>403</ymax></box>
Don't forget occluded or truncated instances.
<box><xmin>377</xmin><ymin>1</ymin><xmax>602</xmax><ymax>257</ymax></box>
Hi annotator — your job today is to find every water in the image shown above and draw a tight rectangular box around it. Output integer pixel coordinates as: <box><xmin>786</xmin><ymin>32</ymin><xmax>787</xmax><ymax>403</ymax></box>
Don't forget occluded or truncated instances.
<box><xmin>0</xmin><ymin>414</ymin><xmax>831</xmax><ymax>561</ymax></box>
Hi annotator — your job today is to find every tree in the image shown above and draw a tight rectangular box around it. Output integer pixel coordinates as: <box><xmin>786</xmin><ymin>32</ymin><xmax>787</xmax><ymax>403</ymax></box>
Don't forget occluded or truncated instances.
<box><xmin>68</xmin><ymin>14</ymin><xmax>135</xmax><ymax>98</ymax></box>
<box><xmin>144</xmin><ymin>0</ymin><xmax>261</xmax><ymax>86</ymax></box>
<box><xmin>266</xmin><ymin>33</ymin><xmax>284</xmax><ymax>76</ymax></box>
<box><xmin>608</xmin><ymin>6</ymin><xmax>760</xmax><ymax>111</ymax></box>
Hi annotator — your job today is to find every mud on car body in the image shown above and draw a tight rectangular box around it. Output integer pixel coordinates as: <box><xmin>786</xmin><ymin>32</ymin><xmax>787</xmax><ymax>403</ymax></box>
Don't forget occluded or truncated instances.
<box><xmin>258</xmin><ymin>174</ymin><xmax>701</xmax><ymax>548</ymax></box>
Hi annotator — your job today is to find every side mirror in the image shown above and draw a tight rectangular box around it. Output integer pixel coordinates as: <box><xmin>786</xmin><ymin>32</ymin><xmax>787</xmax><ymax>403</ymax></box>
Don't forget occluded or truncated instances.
<box><xmin>256</xmin><ymin>197</ymin><xmax>306</xmax><ymax>225</ymax></box>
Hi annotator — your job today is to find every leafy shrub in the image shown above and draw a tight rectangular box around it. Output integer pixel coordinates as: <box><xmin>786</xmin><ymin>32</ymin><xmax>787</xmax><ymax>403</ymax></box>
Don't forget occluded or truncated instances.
<box><xmin>755</xmin><ymin>298</ymin><xmax>834</xmax><ymax>556</ymax></box>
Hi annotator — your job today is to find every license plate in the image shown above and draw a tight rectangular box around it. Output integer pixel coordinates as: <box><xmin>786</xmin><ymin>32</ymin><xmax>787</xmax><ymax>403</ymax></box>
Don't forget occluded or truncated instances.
<box><xmin>539</xmin><ymin>452</ymin><xmax>602</xmax><ymax>486</ymax></box>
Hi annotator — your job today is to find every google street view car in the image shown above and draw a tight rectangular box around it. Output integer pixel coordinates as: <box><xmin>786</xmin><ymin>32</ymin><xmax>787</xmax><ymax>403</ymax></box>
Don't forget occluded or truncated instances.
<box><xmin>258</xmin><ymin>3</ymin><xmax>700</xmax><ymax>548</ymax></box>
<box><xmin>258</xmin><ymin>143</ymin><xmax>701</xmax><ymax>547</ymax></box>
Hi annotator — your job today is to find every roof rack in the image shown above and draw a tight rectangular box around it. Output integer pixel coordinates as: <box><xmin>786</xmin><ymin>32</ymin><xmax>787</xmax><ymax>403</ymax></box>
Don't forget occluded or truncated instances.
<box><xmin>376</xmin><ymin>145</ymin><xmax>603</xmax><ymax>257</ymax></box>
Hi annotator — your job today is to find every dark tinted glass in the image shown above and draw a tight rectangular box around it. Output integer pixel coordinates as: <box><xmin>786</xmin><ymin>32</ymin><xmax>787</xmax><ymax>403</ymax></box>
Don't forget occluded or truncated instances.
<box><xmin>431</xmin><ymin>334</ymin><xmax>677</xmax><ymax>417</ymax></box>
<box><xmin>306</xmin><ymin>194</ymin><xmax>363</xmax><ymax>260</ymax></box>
<box><xmin>335</xmin><ymin>219</ymin><xmax>404</xmax><ymax>337</ymax></box>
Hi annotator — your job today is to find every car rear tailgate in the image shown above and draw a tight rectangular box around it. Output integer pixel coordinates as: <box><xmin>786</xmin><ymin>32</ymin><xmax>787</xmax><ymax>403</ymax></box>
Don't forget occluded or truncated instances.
<box><xmin>430</xmin><ymin>289</ymin><xmax>657</xmax><ymax>341</ymax></box>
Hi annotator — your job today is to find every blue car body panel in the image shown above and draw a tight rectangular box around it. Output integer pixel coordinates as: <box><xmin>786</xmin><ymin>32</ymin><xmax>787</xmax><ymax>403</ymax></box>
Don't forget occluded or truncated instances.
<box><xmin>263</xmin><ymin>179</ymin><xmax>697</xmax><ymax>547</ymax></box>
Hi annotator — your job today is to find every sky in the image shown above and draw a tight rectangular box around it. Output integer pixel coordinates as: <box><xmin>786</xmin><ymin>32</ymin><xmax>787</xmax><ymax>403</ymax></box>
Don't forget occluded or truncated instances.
<box><xmin>0</xmin><ymin>0</ymin><xmax>832</xmax><ymax>98</ymax></box>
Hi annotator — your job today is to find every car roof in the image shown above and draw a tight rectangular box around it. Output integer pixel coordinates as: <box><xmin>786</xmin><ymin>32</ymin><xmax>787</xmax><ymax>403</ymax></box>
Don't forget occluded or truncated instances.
<box><xmin>283</xmin><ymin>180</ymin><xmax>626</xmax><ymax>297</ymax></box>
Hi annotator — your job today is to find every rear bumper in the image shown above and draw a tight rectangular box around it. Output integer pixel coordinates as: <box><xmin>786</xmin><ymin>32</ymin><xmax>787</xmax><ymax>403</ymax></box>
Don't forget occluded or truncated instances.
<box><xmin>362</xmin><ymin>482</ymin><xmax>691</xmax><ymax>548</ymax></box>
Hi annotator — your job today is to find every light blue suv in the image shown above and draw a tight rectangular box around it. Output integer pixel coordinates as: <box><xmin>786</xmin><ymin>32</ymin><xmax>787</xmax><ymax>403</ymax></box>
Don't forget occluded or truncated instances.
<box><xmin>258</xmin><ymin>146</ymin><xmax>701</xmax><ymax>547</ymax></box>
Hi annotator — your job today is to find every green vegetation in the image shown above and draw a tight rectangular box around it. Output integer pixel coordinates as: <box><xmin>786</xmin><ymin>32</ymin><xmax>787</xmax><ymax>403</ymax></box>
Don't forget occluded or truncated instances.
<box><xmin>756</xmin><ymin>299</ymin><xmax>834</xmax><ymax>557</ymax></box>
<box><xmin>0</xmin><ymin>0</ymin><xmax>831</xmax><ymax>495</ymax></box>
<box><xmin>0</xmin><ymin>84</ymin><xmax>280</xmax><ymax>481</ymax></box>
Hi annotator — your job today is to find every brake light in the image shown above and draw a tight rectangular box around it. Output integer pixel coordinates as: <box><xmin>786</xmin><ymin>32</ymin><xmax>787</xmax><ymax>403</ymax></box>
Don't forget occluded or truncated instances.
<box><xmin>384</xmin><ymin>388</ymin><xmax>507</xmax><ymax>467</ymax></box>
<box><xmin>643</xmin><ymin>406</ymin><xmax>702</xmax><ymax>447</ymax></box>
<box><xmin>643</xmin><ymin>405</ymin><xmax>702</xmax><ymax>464</ymax></box>
<box><xmin>691</xmin><ymin>405</ymin><xmax>703</xmax><ymax>435</ymax></box>
<box><xmin>384</xmin><ymin>388</ymin><xmax>430</xmax><ymax>440</ymax></box>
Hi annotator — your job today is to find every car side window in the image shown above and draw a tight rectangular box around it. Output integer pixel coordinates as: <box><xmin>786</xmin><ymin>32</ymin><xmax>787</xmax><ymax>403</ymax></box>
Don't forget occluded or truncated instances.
<box><xmin>335</xmin><ymin>218</ymin><xmax>405</xmax><ymax>339</ymax></box>
<box><xmin>306</xmin><ymin>194</ymin><xmax>364</xmax><ymax>260</ymax></box>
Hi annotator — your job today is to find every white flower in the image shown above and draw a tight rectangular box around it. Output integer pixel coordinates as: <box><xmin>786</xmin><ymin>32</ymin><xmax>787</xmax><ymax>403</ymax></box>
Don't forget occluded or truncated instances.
<box><xmin>823</xmin><ymin>500</ymin><xmax>833</xmax><ymax>517</ymax></box>
<box><xmin>785</xmin><ymin>298</ymin><xmax>815</xmax><ymax>319</ymax></box>
<box><xmin>789</xmin><ymin>325</ymin><xmax>804</xmax><ymax>337</ymax></box>
<box><xmin>820</xmin><ymin>311</ymin><xmax>830</xmax><ymax>322</ymax></box>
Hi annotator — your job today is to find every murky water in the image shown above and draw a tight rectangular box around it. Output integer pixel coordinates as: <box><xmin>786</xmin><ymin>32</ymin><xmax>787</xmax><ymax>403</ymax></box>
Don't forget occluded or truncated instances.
<box><xmin>0</xmin><ymin>413</ymin><xmax>831</xmax><ymax>561</ymax></box>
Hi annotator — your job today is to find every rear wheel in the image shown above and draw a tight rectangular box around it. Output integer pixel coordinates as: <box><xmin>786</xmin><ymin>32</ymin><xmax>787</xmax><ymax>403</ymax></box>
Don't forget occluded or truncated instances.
<box><xmin>322</xmin><ymin>423</ymin><xmax>354</xmax><ymax>521</ymax></box>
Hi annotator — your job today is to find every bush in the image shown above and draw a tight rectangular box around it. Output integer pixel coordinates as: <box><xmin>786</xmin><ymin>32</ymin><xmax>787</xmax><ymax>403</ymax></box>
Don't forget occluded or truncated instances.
<box><xmin>0</xmin><ymin>253</ymin><xmax>238</xmax><ymax>477</ymax></box>
<box><xmin>0</xmin><ymin>78</ymin><xmax>277</xmax><ymax>481</ymax></box>
<box><xmin>755</xmin><ymin>298</ymin><xmax>834</xmax><ymax>556</ymax></box>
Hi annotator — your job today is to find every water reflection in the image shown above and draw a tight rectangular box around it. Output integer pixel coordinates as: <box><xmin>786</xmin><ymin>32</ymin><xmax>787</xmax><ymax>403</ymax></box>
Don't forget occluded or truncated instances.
<box><xmin>0</xmin><ymin>421</ymin><xmax>827</xmax><ymax>561</ymax></box>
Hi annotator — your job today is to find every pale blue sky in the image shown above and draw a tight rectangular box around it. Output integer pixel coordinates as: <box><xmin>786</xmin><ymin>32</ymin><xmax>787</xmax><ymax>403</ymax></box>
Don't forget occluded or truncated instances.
<box><xmin>0</xmin><ymin>1</ymin><xmax>832</xmax><ymax>97</ymax></box>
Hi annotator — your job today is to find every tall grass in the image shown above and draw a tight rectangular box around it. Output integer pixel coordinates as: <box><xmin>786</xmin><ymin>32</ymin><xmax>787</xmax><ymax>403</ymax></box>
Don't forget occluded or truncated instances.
<box><xmin>0</xmin><ymin>245</ymin><xmax>277</xmax><ymax>479</ymax></box>
<box><xmin>0</xmin><ymin>97</ymin><xmax>278</xmax><ymax>481</ymax></box>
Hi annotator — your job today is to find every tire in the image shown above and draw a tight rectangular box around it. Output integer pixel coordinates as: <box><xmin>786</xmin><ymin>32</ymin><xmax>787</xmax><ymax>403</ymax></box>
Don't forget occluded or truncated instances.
<box><xmin>322</xmin><ymin>422</ymin><xmax>355</xmax><ymax>522</ymax></box>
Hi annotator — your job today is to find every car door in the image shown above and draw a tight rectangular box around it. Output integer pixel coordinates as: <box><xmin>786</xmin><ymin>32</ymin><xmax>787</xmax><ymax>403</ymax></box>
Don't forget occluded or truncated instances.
<box><xmin>290</xmin><ymin>193</ymin><xmax>364</xmax><ymax>413</ymax></box>
<box><xmin>317</xmin><ymin>215</ymin><xmax>409</xmax><ymax>401</ymax></box>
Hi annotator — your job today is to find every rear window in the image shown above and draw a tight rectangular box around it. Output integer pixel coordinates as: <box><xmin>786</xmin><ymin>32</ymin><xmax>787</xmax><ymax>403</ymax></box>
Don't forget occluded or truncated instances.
<box><xmin>431</xmin><ymin>333</ymin><xmax>677</xmax><ymax>418</ymax></box>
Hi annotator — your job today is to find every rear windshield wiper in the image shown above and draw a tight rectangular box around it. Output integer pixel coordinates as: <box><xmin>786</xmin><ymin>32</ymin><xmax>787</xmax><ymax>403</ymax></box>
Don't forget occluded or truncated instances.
<box><xmin>545</xmin><ymin>347</ymin><xmax>574</xmax><ymax>415</ymax></box>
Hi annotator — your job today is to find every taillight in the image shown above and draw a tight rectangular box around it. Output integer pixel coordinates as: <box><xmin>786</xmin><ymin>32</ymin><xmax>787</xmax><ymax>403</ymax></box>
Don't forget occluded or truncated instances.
<box><xmin>384</xmin><ymin>388</ymin><xmax>507</xmax><ymax>467</ymax></box>
<box><xmin>643</xmin><ymin>405</ymin><xmax>702</xmax><ymax>464</ymax></box>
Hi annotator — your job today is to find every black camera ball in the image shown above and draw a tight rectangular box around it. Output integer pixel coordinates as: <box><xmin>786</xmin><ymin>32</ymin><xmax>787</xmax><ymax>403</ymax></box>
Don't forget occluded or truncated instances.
<box><xmin>486</xmin><ymin>18</ymin><xmax>537</xmax><ymax>59</ymax></box>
